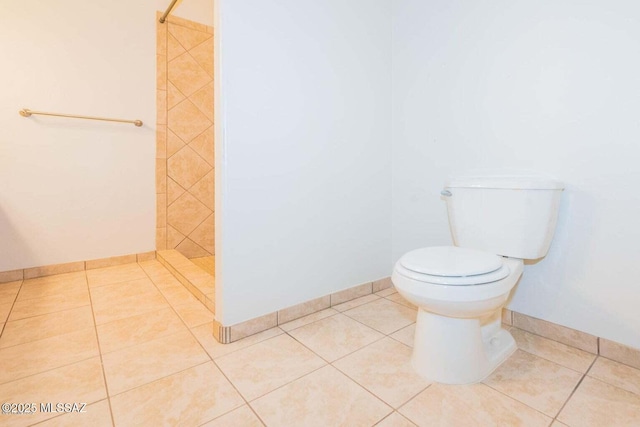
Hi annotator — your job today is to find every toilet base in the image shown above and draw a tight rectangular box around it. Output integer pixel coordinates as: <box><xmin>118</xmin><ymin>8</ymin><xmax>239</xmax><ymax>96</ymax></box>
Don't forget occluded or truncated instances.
<box><xmin>411</xmin><ymin>308</ymin><xmax>516</xmax><ymax>384</ymax></box>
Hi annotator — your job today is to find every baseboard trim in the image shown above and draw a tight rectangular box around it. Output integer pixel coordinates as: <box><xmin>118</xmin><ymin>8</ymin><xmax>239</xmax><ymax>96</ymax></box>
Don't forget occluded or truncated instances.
<box><xmin>212</xmin><ymin>278</ymin><xmax>640</xmax><ymax>370</ymax></box>
<box><xmin>212</xmin><ymin>277</ymin><xmax>393</xmax><ymax>344</ymax></box>
<box><xmin>0</xmin><ymin>251</ymin><xmax>156</xmax><ymax>283</ymax></box>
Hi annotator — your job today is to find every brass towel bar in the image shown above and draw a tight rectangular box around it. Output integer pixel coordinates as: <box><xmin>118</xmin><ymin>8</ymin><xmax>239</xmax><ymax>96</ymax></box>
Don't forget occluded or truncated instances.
<box><xmin>159</xmin><ymin>0</ymin><xmax>179</xmax><ymax>24</ymax></box>
<box><xmin>19</xmin><ymin>108</ymin><xmax>143</xmax><ymax>127</ymax></box>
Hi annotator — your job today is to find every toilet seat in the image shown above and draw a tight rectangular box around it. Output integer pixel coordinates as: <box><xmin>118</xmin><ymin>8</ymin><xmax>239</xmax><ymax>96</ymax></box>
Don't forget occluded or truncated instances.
<box><xmin>398</xmin><ymin>246</ymin><xmax>510</xmax><ymax>286</ymax></box>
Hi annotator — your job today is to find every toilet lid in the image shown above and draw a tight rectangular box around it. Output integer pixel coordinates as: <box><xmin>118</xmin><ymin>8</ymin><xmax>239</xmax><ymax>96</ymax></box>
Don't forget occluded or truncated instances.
<box><xmin>398</xmin><ymin>246</ymin><xmax>509</xmax><ymax>285</ymax></box>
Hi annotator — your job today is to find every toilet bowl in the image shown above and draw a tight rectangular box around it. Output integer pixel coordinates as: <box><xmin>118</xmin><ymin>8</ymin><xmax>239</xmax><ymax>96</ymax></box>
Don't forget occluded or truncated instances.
<box><xmin>392</xmin><ymin>174</ymin><xmax>563</xmax><ymax>384</ymax></box>
<box><xmin>392</xmin><ymin>246</ymin><xmax>523</xmax><ymax>384</ymax></box>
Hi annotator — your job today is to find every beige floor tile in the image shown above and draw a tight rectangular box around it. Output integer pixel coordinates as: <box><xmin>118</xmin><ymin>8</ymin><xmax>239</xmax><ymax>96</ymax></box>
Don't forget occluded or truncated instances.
<box><xmin>86</xmin><ymin>263</ymin><xmax>147</xmax><ymax>288</ymax></box>
<box><xmin>251</xmin><ymin>365</ymin><xmax>391</xmax><ymax>427</ymax></box>
<box><xmin>1</xmin><ymin>306</ymin><xmax>94</xmax><ymax>349</ymax></box>
<box><xmin>18</xmin><ymin>272</ymin><xmax>86</xmax><ymax>300</ymax></box>
<box><xmin>278</xmin><ymin>308</ymin><xmax>338</xmax><ymax>332</ymax></box>
<box><xmin>35</xmin><ymin>400</ymin><xmax>112</xmax><ymax>427</ymax></box>
<box><xmin>8</xmin><ymin>288</ymin><xmax>90</xmax><ymax>321</ymax></box>
<box><xmin>96</xmin><ymin>307</ymin><xmax>187</xmax><ymax>354</ymax></box>
<box><xmin>385</xmin><ymin>292</ymin><xmax>417</xmax><ymax>309</ymax></box>
<box><xmin>16</xmin><ymin>280</ymin><xmax>87</xmax><ymax>303</ymax></box>
<box><xmin>102</xmin><ymin>329</ymin><xmax>209</xmax><ymax>395</ymax></box>
<box><xmin>191</xmin><ymin>322</ymin><xmax>283</xmax><ymax>359</ymax></box>
<box><xmin>588</xmin><ymin>357</ymin><xmax>640</xmax><ymax>395</ymax></box>
<box><xmin>111</xmin><ymin>362</ymin><xmax>244</xmax><ymax>426</ymax></box>
<box><xmin>558</xmin><ymin>376</ymin><xmax>640</xmax><ymax>426</ymax></box>
<box><xmin>400</xmin><ymin>383</ymin><xmax>552</xmax><ymax>427</ymax></box>
<box><xmin>376</xmin><ymin>412</ymin><xmax>417</xmax><ymax>427</ymax></box>
<box><xmin>550</xmin><ymin>421</ymin><xmax>570</xmax><ymax>427</ymax></box>
<box><xmin>332</xmin><ymin>294</ymin><xmax>380</xmax><ymax>312</ymax></box>
<box><xmin>0</xmin><ymin>357</ymin><xmax>106</xmax><ymax>426</ymax></box>
<box><xmin>151</xmin><ymin>272</ymin><xmax>188</xmax><ymax>289</ymax></box>
<box><xmin>0</xmin><ymin>281</ymin><xmax>21</xmax><ymax>305</ymax></box>
<box><xmin>287</xmin><ymin>313</ymin><xmax>384</xmax><ymax>362</ymax></box>
<box><xmin>343</xmin><ymin>298</ymin><xmax>416</xmax><ymax>335</ymax></box>
<box><xmin>0</xmin><ymin>303</ymin><xmax>13</xmax><ymax>322</ymax></box>
<box><xmin>390</xmin><ymin>323</ymin><xmax>415</xmax><ymax>347</ymax></box>
<box><xmin>202</xmin><ymin>405</ymin><xmax>264</xmax><ymax>427</ymax></box>
<box><xmin>172</xmin><ymin>299</ymin><xmax>214</xmax><ymax>327</ymax></box>
<box><xmin>158</xmin><ymin>282</ymin><xmax>200</xmax><ymax>305</ymax></box>
<box><xmin>138</xmin><ymin>260</ymin><xmax>175</xmax><ymax>282</ymax></box>
<box><xmin>333</xmin><ymin>337</ymin><xmax>430</xmax><ymax>408</ymax></box>
<box><xmin>89</xmin><ymin>277</ymin><xmax>158</xmax><ymax>302</ymax></box>
<box><xmin>91</xmin><ymin>287</ymin><xmax>169</xmax><ymax>325</ymax></box>
<box><xmin>483</xmin><ymin>349</ymin><xmax>582</xmax><ymax>417</ymax></box>
<box><xmin>215</xmin><ymin>333</ymin><xmax>326</xmax><ymax>401</ymax></box>
<box><xmin>0</xmin><ymin>328</ymin><xmax>99</xmax><ymax>384</ymax></box>
<box><xmin>510</xmin><ymin>327</ymin><xmax>596</xmax><ymax>373</ymax></box>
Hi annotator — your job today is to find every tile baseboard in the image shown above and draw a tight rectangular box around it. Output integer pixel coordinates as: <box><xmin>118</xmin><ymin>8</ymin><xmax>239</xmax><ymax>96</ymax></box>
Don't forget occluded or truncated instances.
<box><xmin>213</xmin><ymin>276</ymin><xmax>393</xmax><ymax>344</ymax></box>
<box><xmin>213</xmin><ymin>280</ymin><xmax>640</xmax><ymax>371</ymax></box>
<box><xmin>513</xmin><ymin>311</ymin><xmax>640</xmax><ymax>370</ymax></box>
<box><xmin>0</xmin><ymin>251</ymin><xmax>157</xmax><ymax>283</ymax></box>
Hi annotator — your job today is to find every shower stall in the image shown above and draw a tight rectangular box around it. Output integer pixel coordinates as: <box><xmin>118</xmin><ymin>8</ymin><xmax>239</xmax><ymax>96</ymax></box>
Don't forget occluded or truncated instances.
<box><xmin>155</xmin><ymin>3</ymin><xmax>214</xmax><ymax>276</ymax></box>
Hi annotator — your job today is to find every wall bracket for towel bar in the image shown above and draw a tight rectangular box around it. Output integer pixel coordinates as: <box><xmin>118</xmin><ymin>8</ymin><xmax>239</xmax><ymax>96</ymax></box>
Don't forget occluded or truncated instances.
<box><xmin>159</xmin><ymin>0</ymin><xmax>179</xmax><ymax>23</ymax></box>
<box><xmin>19</xmin><ymin>108</ymin><xmax>143</xmax><ymax>127</ymax></box>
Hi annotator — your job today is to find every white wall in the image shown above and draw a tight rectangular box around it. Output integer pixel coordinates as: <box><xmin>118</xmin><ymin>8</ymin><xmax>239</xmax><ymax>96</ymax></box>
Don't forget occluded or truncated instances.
<box><xmin>216</xmin><ymin>0</ymin><xmax>392</xmax><ymax>325</ymax></box>
<box><xmin>392</xmin><ymin>0</ymin><xmax>640</xmax><ymax>348</ymax></box>
<box><xmin>0</xmin><ymin>1</ymin><xmax>157</xmax><ymax>270</ymax></box>
<box><xmin>157</xmin><ymin>0</ymin><xmax>214</xmax><ymax>26</ymax></box>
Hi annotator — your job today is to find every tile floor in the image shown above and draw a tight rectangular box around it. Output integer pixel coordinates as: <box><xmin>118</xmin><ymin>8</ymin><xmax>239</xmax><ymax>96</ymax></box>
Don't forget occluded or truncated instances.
<box><xmin>0</xmin><ymin>260</ymin><xmax>639</xmax><ymax>426</ymax></box>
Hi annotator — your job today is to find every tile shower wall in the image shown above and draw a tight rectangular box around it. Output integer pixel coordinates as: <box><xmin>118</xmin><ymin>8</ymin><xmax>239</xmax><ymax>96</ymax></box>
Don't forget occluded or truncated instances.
<box><xmin>156</xmin><ymin>15</ymin><xmax>214</xmax><ymax>258</ymax></box>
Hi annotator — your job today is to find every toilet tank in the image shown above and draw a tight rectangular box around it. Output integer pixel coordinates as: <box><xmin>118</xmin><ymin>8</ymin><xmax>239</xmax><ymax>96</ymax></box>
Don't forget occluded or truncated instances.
<box><xmin>443</xmin><ymin>175</ymin><xmax>564</xmax><ymax>259</ymax></box>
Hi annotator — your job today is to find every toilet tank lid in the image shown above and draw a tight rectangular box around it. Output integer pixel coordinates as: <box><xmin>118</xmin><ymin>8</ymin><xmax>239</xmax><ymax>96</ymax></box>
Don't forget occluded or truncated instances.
<box><xmin>445</xmin><ymin>175</ymin><xmax>564</xmax><ymax>190</ymax></box>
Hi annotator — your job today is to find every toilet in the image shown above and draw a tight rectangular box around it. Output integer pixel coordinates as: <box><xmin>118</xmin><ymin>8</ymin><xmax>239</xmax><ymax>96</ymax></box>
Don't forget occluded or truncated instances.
<box><xmin>392</xmin><ymin>174</ymin><xmax>564</xmax><ymax>384</ymax></box>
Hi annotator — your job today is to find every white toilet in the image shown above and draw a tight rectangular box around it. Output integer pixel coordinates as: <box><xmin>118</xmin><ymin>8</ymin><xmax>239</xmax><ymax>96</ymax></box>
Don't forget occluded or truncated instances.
<box><xmin>392</xmin><ymin>174</ymin><xmax>563</xmax><ymax>384</ymax></box>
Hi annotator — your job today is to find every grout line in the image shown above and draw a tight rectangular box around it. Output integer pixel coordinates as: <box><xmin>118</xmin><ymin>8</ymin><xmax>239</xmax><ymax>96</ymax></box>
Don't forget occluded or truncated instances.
<box><xmin>0</xmin><ymin>280</ymin><xmax>24</xmax><ymax>335</ymax></box>
<box><xmin>246</xmin><ymin>362</ymin><xmax>329</xmax><ymax>404</ymax></box>
<box><xmin>107</xmin><ymin>360</ymin><xmax>211</xmax><ymax>400</ymax></box>
<box><xmin>167</xmin><ymin>24</ymin><xmax>211</xmax><ymax>56</ymax></box>
<box><xmin>278</xmin><ymin>309</ymin><xmax>340</xmax><ymax>333</ymax></box>
<box><xmin>397</xmin><ymin>383</ymin><xmax>434</xmax><ymax>413</ymax></box>
<box><xmin>165</xmin><ymin>80</ymin><xmax>188</xmax><ymax>111</ymax></box>
<box><xmin>551</xmin><ymin>356</ymin><xmax>598</xmax><ymax>422</ymax></box>
<box><xmin>339</xmin><ymin>301</ymin><xmax>415</xmax><ymax>337</ymax></box>
<box><xmin>83</xmin><ymin>269</ymin><xmax>116</xmax><ymax>427</ymax></box>
<box><xmin>480</xmin><ymin>380</ymin><xmax>555</xmax><ymax>422</ymax></box>
<box><xmin>326</xmin><ymin>364</ymin><xmax>395</xmax><ymax>414</ymax></box>
<box><xmin>584</xmin><ymin>354</ymin><xmax>599</xmax><ymax>376</ymax></box>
